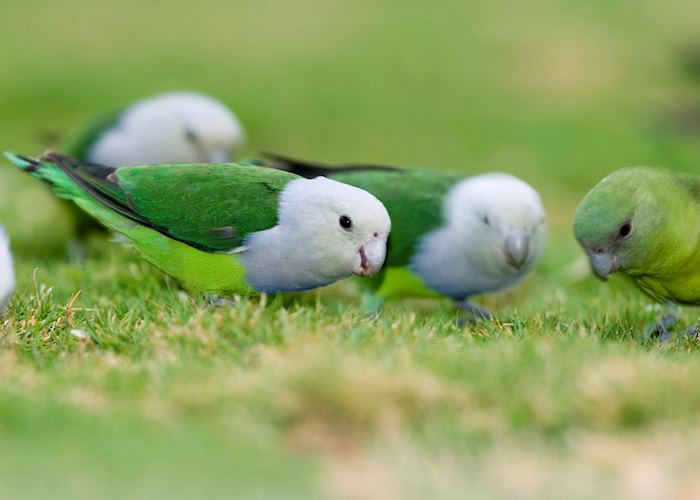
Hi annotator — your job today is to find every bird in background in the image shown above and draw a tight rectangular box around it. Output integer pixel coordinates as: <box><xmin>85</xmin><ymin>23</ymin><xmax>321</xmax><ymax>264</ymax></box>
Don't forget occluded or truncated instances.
<box><xmin>69</xmin><ymin>91</ymin><xmax>246</xmax><ymax>166</ymax></box>
<box><xmin>0</xmin><ymin>225</ymin><xmax>14</xmax><ymax>314</ymax></box>
<box><xmin>575</xmin><ymin>166</ymin><xmax>700</xmax><ymax>338</ymax></box>
<box><xmin>61</xmin><ymin>91</ymin><xmax>246</xmax><ymax>240</ymax></box>
<box><xmin>6</xmin><ymin>152</ymin><xmax>390</xmax><ymax>301</ymax></box>
<box><xmin>261</xmin><ymin>154</ymin><xmax>547</xmax><ymax>319</ymax></box>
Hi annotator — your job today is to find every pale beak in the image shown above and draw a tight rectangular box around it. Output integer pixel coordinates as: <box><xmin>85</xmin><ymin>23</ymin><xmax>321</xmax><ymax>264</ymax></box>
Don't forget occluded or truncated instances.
<box><xmin>353</xmin><ymin>237</ymin><xmax>387</xmax><ymax>277</ymax></box>
<box><xmin>588</xmin><ymin>252</ymin><xmax>619</xmax><ymax>280</ymax></box>
<box><xmin>206</xmin><ymin>150</ymin><xmax>231</xmax><ymax>163</ymax></box>
<box><xmin>504</xmin><ymin>229</ymin><xmax>529</xmax><ymax>269</ymax></box>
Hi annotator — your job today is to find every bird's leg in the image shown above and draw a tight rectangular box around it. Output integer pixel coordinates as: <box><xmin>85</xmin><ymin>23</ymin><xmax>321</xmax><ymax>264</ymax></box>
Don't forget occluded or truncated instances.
<box><xmin>360</xmin><ymin>293</ymin><xmax>384</xmax><ymax>318</ymax></box>
<box><xmin>206</xmin><ymin>294</ymin><xmax>238</xmax><ymax>308</ymax></box>
<box><xmin>643</xmin><ymin>302</ymin><xmax>680</xmax><ymax>341</ymax></box>
<box><xmin>455</xmin><ymin>298</ymin><xmax>493</xmax><ymax>325</ymax></box>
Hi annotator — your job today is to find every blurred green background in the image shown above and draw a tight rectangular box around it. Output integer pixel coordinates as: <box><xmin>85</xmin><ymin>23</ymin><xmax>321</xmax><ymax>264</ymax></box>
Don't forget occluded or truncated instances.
<box><xmin>3</xmin><ymin>0</ymin><xmax>700</xmax><ymax>253</ymax></box>
<box><xmin>3</xmin><ymin>0</ymin><xmax>700</xmax><ymax>498</ymax></box>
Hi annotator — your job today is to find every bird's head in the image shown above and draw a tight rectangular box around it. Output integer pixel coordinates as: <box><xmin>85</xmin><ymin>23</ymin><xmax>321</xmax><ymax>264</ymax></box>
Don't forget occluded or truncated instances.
<box><xmin>90</xmin><ymin>92</ymin><xmax>245</xmax><ymax>166</ymax></box>
<box><xmin>279</xmin><ymin>177</ymin><xmax>391</xmax><ymax>280</ymax></box>
<box><xmin>450</xmin><ymin>174</ymin><xmax>547</xmax><ymax>276</ymax></box>
<box><xmin>574</xmin><ymin>167</ymin><xmax>673</xmax><ymax>280</ymax></box>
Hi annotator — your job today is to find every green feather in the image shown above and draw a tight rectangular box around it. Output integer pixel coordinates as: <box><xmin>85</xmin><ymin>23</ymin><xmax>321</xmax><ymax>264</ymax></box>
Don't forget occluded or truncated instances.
<box><xmin>5</xmin><ymin>152</ymin><xmax>300</xmax><ymax>296</ymax></box>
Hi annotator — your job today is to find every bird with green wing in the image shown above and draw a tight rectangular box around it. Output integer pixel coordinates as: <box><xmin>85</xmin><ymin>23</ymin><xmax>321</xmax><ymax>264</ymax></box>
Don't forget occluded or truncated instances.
<box><xmin>574</xmin><ymin>166</ymin><xmax>700</xmax><ymax>337</ymax></box>
<box><xmin>6</xmin><ymin>152</ymin><xmax>390</xmax><ymax>300</ymax></box>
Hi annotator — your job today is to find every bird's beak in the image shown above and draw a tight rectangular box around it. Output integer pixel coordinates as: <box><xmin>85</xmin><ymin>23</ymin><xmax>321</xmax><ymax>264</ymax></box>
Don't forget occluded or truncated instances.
<box><xmin>504</xmin><ymin>229</ymin><xmax>530</xmax><ymax>269</ymax></box>
<box><xmin>353</xmin><ymin>237</ymin><xmax>387</xmax><ymax>277</ymax></box>
<box><xmin>587</xmin><ymin>251</ymin><xmax>620</xmax><ymax>280</ymax></box>
<box><xmin>206</xmin><ymin>150</ymin><xmax>231</xmax><ymax>163</ymax></box>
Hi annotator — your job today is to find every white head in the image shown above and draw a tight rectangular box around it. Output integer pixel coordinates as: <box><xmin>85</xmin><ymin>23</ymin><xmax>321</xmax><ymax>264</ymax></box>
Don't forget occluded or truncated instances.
<box><xmin>240</xmin><ymin>177</ymin><xmax>391</xmax><ymax>293</ymax></box>
<box><xmin>88</xmin><ymin>92</ymin><xmax>246</xmax><ymax>166</ymax></box>
<box><xmin>0</xmin><ymin>225</ymin><xmax>15</xmax><ymax>313</ymax></box>
<box><xmin>449</xmin><ymin>173</ymin><xmax>547</xmax><ymax>276</ymax></box>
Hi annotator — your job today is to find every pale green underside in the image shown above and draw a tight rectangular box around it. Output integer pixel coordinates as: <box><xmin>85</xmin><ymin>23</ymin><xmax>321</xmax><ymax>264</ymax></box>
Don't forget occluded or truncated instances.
<box><xmin>75</xmin><ymin>198</ymin><xmax>256</xmax><ymax>297</ymax></box>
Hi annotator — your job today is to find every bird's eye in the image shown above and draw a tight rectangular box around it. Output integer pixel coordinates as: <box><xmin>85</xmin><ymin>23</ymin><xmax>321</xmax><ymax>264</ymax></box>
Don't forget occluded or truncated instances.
<box><xmin>482</xmin><ymin>215</ymin><xmax>490</xmax><ymax>226</ymax></box>
<box><xmin>184</xmin><ymin>129</ymin><xmax>199</xmax><ymax>144</ymax></box>
<box><xmin>618</xmin><ymin>221</ymin><xmax>632</xmax><ymax>238</ymax></box>
<box><xmin>339</xmin><ymin>215</ymin><xmax>353</xmax><ymax>230</ymax></box>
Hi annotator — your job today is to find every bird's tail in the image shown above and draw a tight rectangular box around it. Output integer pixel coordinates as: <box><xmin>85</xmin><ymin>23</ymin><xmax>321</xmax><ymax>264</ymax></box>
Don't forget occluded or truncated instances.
<box><xmin>258</xmin><ymin>152</ymin><xmax>399</xmax><ymax>179</ymax></box>
<box><xmin>4</xmin><ymin>151</ymin><xmax>88</xmax><ymax>201</ymax></box>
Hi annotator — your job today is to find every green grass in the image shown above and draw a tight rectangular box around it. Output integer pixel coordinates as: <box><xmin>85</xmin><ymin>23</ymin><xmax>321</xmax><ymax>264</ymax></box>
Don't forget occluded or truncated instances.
<box><xmin>3</xmin><ymin>0</ymin><xmax>700</xmax><ymax>498</ymax></box>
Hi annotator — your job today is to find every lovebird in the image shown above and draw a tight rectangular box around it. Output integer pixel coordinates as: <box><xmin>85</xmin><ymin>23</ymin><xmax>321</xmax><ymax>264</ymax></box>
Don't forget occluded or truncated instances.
<box><xmin>262</xmin><ymin>155</ymin><xmax>547</xmax><ymax>317</ymax></box>
<box><xmin>0</xmin><ymin>225</ymin><xmax>14</xmax><ymax>313</ymax></box>
<box><xmin>574</xmin><ymin>167</ymin><xmax>700</xmax><ymax>334</ymax></box>
<box><xmin>6</xmin><ymin>152</ymin><xmax>391</xmax><ymax>299</ymax></box>
<box><xmin>69</xmin><ymin>91</ymin><xmax>246</xmax><ymax>165</ymax></box>
<box><xmin>63</xmin><ymin>92</ymin><xmax>247</xmax><ymax>239</ymax></box>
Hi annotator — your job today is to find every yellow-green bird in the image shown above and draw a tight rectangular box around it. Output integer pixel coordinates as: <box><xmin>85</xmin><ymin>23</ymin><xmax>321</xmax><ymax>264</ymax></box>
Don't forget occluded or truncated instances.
<box><xmin>574</xmin><ymin>166</ymin><xmax>700</xmax><ymax>335</ymax></box>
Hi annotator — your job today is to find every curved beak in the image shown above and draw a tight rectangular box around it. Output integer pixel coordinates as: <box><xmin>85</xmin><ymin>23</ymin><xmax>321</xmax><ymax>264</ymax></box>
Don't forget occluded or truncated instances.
<box><xmin>353</xmin><ymin>237</ymin><xmax>387</xmax><ymax>277</ymax></box>
<box><xmin>504</xmin><ymin>229</ymin><xmax>529</xmax><ymax>269</ymax></box>
<box><xmin>206</xmin><ymin>150</ymin><xmax>231</xmax><ymax>164</ymax></box>
<box><xmin>588</xmin><ymin>252</ymin><xmax>619</xmax><ymax>280</ymax></box>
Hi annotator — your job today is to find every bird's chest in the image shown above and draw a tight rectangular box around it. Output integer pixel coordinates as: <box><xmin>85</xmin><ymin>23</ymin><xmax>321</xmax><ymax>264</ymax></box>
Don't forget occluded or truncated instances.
<box><xmin>634</xmin><ymin>272</ymin><xmax>700</xmax><ymax>306</ymax></box>
<box><xmin>409</xmin><ymin>230</ymin><xmax>511</xmax><ymax>299</ymax></box>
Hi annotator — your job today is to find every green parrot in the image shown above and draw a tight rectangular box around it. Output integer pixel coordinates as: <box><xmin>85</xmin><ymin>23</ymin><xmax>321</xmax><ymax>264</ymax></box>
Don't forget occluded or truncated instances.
<box><xmin>261</xmin><ymin>154</ymin><xmax>547</xmax><ymax>317</ymax></box>
<box><xmin>65</xmin><ymin>91</ymin><xmax>247</xmax><ymax>238</ymax></box>
<box><xmin>6</xmin><ymin>152</ymin><xmax>391</xmax><ymax>298</ymax></box>
<box><xmin>574</xmin><ymin>166</ymin><xmax>700</xmax><ymax>337</ymax></box>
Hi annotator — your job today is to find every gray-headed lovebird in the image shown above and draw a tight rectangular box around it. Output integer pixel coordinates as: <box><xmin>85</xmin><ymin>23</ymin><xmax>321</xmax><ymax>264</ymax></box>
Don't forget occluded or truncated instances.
<box><xmin>6</xmin><ymin>152</ymin><xmax>391</xmax><ymax>299</ymax></box>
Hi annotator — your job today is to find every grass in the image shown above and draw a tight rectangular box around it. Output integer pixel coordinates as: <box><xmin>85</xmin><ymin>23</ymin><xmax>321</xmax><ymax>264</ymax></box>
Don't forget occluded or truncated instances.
<box><xmin>2</xmin><ymin>0</ymin><xmax>700</xmax><ymax>498</ymax></box>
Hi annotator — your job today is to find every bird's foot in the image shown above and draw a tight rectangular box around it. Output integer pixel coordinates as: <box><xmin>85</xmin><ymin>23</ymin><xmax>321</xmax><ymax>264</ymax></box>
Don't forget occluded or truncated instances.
<box><xmin>206</xmin><ymin>295</ymin><xmax>238</xmax><ymax>308</ymax></box>
<box><xmin>360</xmin><ymin>293</ymin><xmax>384</xmax><ymax>318</ymax></box>
<box><xmin>455</xmin><ymin>300</ymin><xmax>493</xmax><ymax>326</ymax></box>
<box><xmin>643</xmin><ymin>313</ymin><xmax>677</xmax><ymax>342</ymax></box>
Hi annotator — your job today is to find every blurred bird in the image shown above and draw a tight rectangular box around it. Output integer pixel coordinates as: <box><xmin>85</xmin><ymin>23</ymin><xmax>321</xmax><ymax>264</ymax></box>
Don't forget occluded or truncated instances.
<box><xmin>6</xmin><ymin>152</ymin><xmax>391</xmax><ymax>299</ymax></box>
<box><xmin>574</xmin><ymin>167</ymin><xmax>700</xmax><ymax>337</ymax></box>
<box><xmin>0</xmin><ymin>225</ymin><xmax>14</xmax><ymax>313</ymax></box>
<box><xmin>262</xmin><ymin>154</ymin><xmax>547</xmax><ymax>318</ymax></box>
<box><xmin>69</xmin><ymin>91</ymin><xmax>246</xmax><ymax>166</ymax></box>
<box><xmin>64</xmin><ymin>91</ymin><xmax>247</xmax><ymax>239</ymax></box>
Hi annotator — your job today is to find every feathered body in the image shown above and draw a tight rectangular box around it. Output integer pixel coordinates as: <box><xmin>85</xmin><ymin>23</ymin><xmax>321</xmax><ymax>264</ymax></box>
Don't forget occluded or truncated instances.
<box><xmin>575</xmin><ymin>167</ymin><xmax>700</xmax><ymax>304</ymax></box>
<box><xmin>264</xmin><ymin>155</ymin><xmax>547</xmax><ymax>312</ymax></box>
<box><xmin>65</xmin><ymin>92</ymin><xmax>246</xmax><ymax>238</ymax></box>
<box><xmin>7</xmin><ymin>153</ymin><xmax>390</xmax><ymax>297</ymax></box>
<box><xmin>0</xmin><ymin>226</ymin><xmax>14</xmax><ymax>313</ymax></box>
<box><xmin>69</xmin><ymin>92</ymin><xmax>246</xmax><ymax>165</ymax></box>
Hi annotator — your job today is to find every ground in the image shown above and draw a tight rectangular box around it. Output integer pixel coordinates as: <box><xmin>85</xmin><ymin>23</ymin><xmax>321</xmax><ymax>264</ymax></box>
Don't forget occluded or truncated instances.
<box><xmin>2</xmin><ymin>0</ymin><xmax>700</xmax><ymax>498</ymax></box>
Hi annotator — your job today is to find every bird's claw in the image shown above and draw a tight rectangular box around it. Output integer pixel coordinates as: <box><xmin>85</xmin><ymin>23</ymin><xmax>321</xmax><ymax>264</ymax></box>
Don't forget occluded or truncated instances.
<box><xmin>643</xmin><ymin>313</ymin><xmax>677</xmax><ymax>342</ymax></box>
<box><xmin>206</xmin><ymin>295</ymin><xmax>238</xmax><ymax>308</ymax></box>
<box><xmin>455</xmin><ymin>300</ymin><xmax>493</xmax><ymax>326</ymax></box>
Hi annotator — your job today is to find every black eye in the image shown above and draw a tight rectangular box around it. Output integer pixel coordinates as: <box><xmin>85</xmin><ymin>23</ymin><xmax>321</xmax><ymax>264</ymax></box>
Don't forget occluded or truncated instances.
<box><xmin>184</xmin><ymin>129</ymin><xmax>199</xmax><ymax>144</ymax></box>
<box><xmin>619</xmin><ymin>221</ymin><xmax>632</xmax><ymax>238</ymax></box>
<box><xmin>483</xmin><ymin>215</ymin><xmax>490</xmax><ymax>226</ymax></box>
<box><xmin>339</xmin><ymin>215</ymin><xmax>353</xmax><ymax>230</ymax></box>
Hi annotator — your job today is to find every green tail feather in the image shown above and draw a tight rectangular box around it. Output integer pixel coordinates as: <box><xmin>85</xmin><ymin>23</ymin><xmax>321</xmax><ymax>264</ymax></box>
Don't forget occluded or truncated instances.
<box><xmin>4</xmin><ymin>152</ymin><xmax>86</xmax><ymax>201</ymax></box>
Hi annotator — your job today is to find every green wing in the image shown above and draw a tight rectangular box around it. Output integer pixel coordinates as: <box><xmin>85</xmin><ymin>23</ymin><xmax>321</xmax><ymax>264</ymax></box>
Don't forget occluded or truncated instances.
<box><xmin>25</xmin><ymin>153</ymin><xmax>298</xmax><ymax>252</ymax></box>
<box><xmin>262</xmin><ymin>154</ymin><xmax>464</xmax><ymax>266</ymax></box>
<box><xmin>66</xmin><ymin>108</ymin><xmax>124</xmax><ymax>160</ymax></box>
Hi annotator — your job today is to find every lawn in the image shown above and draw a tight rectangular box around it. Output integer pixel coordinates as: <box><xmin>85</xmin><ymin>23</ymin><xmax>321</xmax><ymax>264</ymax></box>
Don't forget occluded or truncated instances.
<box><xmin>2</xmin><ymin>0</ymin><xmax>700</xmax><ymax>498</ymax></box>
